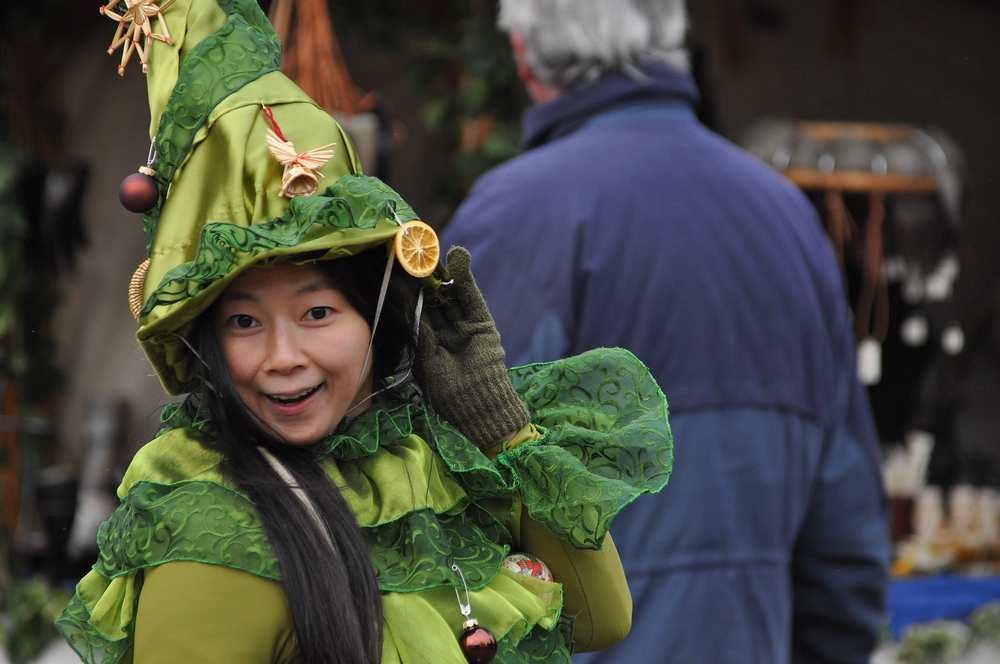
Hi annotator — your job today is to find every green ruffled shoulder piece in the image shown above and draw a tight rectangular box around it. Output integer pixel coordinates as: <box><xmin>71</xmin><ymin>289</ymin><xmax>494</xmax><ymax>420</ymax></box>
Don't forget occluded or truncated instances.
<box><xmin>57</xmin><ymin>576</ymin><xmax>135</xmax><ymax>664</ymax></box>
<box><xmin>92</xmin><ymin>425</ymin><xmax>512</xmax><ymax>593</ymax></box>
<box><xmin>330</xmin><ymin>347</ymin><xmax>673</xmax><ymax>549</ymax></box>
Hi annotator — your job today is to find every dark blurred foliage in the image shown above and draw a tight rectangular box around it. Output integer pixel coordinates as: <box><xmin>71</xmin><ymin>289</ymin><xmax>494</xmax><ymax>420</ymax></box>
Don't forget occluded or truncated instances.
<box><xmin>330</xmin><ymin>0</ymin><xmax>527</xmax><ymax>212</ymax></box>
<box><xmin>0</xmin><ymin>0</ymin><xmax>93</xmax><ymax>150</ymax></box>
<box><xmin>0</xmin><ymin>578</ymin><xmax>71</xmax><ymax>664</ymax></box>
<box><xmin>0</xmin><ymin>3</ymin><xmax>88</xmax><ymax>651</ymax></box>
<box><xmin>0</xmin><ymin>0</ymin><xmax>90</xmax><ymax>404</ymax></box>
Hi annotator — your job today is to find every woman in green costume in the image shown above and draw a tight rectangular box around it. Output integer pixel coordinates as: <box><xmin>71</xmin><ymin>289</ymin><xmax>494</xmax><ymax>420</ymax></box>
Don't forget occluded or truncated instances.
<box><xmin>56</xmin><ymin>0</ymin><xmax>673</xmax><ymax>662</ymax></box>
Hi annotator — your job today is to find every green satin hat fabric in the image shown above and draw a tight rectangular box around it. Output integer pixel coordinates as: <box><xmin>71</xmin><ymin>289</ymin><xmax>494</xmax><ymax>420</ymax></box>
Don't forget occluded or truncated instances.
<box><xmin>132</xmin><ymin>0</ymin><xmax>439</xmax><ymax>395</ymax></box>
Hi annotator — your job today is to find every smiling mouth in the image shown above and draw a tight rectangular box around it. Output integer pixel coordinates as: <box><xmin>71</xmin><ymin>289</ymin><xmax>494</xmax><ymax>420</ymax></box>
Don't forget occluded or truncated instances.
<box><xmin>267</xmin><ymin>384</ymin><xmax>322</xmax><ymax>405</ymax></box>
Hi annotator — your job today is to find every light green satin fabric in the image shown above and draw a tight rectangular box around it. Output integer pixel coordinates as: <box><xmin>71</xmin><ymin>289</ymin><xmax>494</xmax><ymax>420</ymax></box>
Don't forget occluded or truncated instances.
<box><xmin>146</xmin><ymin>0</ymin><xmax>228</xmax><ymax>138</ymax></box>
<box><xmin>142</xmin><ymin>72</ymin><xmax>362</xmax><ymax>301</ymax></box>
<box><xmin>119</xmin><ymin>425</ymin><xmax>475</xmax><ymax>527</ymax></box>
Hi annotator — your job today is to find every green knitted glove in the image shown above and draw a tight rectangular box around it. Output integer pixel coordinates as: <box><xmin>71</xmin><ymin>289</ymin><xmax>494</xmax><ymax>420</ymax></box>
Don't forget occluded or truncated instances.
<box><xmin>415</xmin><ymin>246</ymin><xmax>530</xmax><ymax>450</ymax></box>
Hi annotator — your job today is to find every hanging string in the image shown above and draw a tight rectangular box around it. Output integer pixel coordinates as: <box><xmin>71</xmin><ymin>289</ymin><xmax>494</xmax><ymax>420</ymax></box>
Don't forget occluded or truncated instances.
<box><xmin>258</xmin><ymin>446</ymin><xmax>336</xmax><ymax>553</ymax></box>
<box><xmin>260</xmin><ymin>103</ymin><xmax>289</xmax><ymax>142</ymax></box>
<box><xmin>853</xmin><ymin>192</ymin><xmax>890</xmax><ymax>343</ymax></box>
<box><xmin>823</xmin><ymin>189</ymin><xmax>856</xmax><ymax>267</ymax></box>
<box><xmin>344</xmin><ymin>245</ymin><xmax>428</xmax><ymax>418</ymax></box>
<box><xmin>174</xmin><ymin>333</ymin><xmax>219</xmax><ymax>394</ymax></box>
<box><xmin>344</xmin><ymin>252</ymin><xmax>397</xmax><ymax>417</ymax></box>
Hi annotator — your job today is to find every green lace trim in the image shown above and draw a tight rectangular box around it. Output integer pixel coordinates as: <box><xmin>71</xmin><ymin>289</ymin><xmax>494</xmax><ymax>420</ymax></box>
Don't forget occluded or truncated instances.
<box><xmin>494</xmin><ymin>615</ymin><xmax>575</xmax><ymax>663</ymax></box>
<box><xmin>505</xmin><ymin>349</ymin><xmax>674</xmax><ymax>548</ymax></box>
<box><xmin>370</xmin><ymin>500</ymin><xmax>511</xmax><ymax>591</ymax></box>
<box><xmin>94</xmin><ymin>477</ymin><xmax>513</xmax><ymax>594</ymax></box>
<box><xmin>94</xmin><ymin>480</ymin><xmax>278</xmax><ymax>580</ymax></box>
<box><xmin>56</xmin><ymin>592</ymin><xmax>134</xmax><ymax>664</ymax></box>
<box><xmin>139</xmin><ymin>174</ymin><xmax>415</xmax><ymax>317</ymax></box>
<box><xmin>157</xmin><ymin>391</ymin><xmax>211</xmax><ymax>437</ymax></box>
<box><xmin>329</xmin><ymin>392</ymin><xmax>519</xmax><ymax>500</ymax></box>
<box><xmin>141</xmin><ymin>0</ymin><xmax>281</xmax><ymax>250</ymax></box>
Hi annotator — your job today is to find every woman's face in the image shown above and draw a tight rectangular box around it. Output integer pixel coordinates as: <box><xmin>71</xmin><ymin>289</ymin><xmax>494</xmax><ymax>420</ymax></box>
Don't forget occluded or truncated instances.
<box><xmin>217</xmin><ymin>262</ymin><xmax>374</xmax><ymax>445</ymax></box>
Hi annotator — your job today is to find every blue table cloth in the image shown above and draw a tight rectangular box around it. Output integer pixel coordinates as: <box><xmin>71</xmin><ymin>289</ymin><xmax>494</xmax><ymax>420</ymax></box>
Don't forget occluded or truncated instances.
<box><xmin>889</xmin><ymin>575</ymin><xmax>1000</xmax><ymax>639</ymax></box>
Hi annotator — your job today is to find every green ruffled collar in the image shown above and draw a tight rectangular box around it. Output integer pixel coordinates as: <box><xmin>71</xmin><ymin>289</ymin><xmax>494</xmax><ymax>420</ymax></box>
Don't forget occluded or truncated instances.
<box><xmin>158</xmin><ymin>382</ymin><xmax>469</xmax><ymax>462</ymax></box>
<box><xmin>324</xmin><ymin>384</ymin><xmax>430</xmax><ymax>459</ymax></box>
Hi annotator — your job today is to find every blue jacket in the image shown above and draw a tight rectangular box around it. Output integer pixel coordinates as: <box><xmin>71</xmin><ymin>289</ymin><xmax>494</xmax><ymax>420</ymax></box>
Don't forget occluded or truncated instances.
<box><xmin>443</xmin><ymin>66</ymin><xmax>890</xmax><ymax>663</ymax></box>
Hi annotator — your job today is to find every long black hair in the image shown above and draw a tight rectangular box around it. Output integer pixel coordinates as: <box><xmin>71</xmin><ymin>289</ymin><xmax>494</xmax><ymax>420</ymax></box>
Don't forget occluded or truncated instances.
<box><xmin>193</xmin><ymin>248</ymin><xmax>421</xmax><ymax>664</ymax></box>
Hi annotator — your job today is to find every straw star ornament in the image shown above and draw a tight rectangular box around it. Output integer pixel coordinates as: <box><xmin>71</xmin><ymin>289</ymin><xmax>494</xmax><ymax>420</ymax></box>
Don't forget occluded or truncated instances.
<box><xmin>100</xmin><ymin>0</ymin><xmax>176</xmax><ymax>75</ymax></box>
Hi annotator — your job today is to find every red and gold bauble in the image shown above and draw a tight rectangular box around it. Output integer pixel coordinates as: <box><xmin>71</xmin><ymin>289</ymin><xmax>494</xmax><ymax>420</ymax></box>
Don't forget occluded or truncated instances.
<box><xmin>119</xmin><ymin>166</ymin><xmax>159</xmax><ymax>213</ymax></box>
<box><xmin>502</xmin><ymin>553</ymin><xmax>553</xmax><ymax>582</ymax></box>
<box><xmin>458</xmin><ymin>618</ymin><xmax>497</xmax><ymax>664</ymax></box>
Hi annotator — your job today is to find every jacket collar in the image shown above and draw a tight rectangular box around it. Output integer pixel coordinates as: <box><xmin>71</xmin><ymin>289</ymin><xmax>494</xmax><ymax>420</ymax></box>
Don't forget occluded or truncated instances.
<box><xmin>521</xmin><ymin>64</ymin><xmax>701</xmax><ymax>150</ymax></box>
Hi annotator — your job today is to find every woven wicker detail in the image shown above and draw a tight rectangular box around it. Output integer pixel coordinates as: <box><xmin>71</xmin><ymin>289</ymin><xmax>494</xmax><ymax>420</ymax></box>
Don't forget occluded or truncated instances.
<box><xmin>129</xmin><ymin>258</ymin><xmax>150</xmax><ymax>322</ymax></box>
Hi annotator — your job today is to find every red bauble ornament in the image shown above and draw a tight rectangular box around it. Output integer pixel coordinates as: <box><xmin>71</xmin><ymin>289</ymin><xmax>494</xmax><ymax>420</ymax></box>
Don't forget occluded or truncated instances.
<box><xmin>458</xmin><ymin>619</ymin><xmax>497</xmax><ymax>664</ymax></box>
<box><xmin>119</xmin><ymin>166</ymin><xmax>159</xmax><ymax>213</ymax></box>
<box><xmin>502</xmin><ymin>553</ymin><xmax>553</xmax><ymax>582</ymax></box>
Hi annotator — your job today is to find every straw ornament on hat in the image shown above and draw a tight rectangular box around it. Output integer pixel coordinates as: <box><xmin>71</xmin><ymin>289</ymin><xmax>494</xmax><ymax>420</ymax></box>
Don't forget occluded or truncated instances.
<box><xmin>100</xmin><ymin>0</ymin><xmax>176</xmax><ymax>75</ymax></box>
<box><xmin>105</xmin><ymin>0</ymin><xmax>444</xmax><ymax>395</ymax></box>
<box><xmin>261</xmin><ymin>104</ymin><xmax>335</xmax><ymax>197</ymax></box>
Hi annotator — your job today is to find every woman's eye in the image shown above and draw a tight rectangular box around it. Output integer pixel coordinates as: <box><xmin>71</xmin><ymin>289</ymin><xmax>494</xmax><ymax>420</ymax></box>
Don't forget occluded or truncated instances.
<box><xmin>230</xmin><ymin>314</ymin><xmax>257</xmax><ymax>329</ymax></box>
<box><xmin>305</xmin><ymin>307</ymin><xmax>333</xmax><ymax>321</ymax></box>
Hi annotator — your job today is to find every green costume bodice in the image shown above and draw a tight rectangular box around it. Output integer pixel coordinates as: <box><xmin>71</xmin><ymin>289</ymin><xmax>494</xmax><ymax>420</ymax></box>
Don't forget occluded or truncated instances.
<box><xmin>56</xmin><ymin>348</ymin><xmax>673</xmax><ymax>663</ymax></box>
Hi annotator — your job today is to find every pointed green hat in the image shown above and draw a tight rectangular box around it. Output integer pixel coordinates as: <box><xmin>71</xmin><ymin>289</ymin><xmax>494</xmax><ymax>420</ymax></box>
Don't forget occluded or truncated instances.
<box><xmin>120</xmin><ymin>0</ymin><xmax>444</xmax><ymax>395</ymax></box>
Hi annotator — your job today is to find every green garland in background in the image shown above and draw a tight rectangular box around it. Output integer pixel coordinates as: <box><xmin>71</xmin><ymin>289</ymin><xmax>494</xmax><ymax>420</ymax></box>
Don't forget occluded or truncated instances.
<box><xmin>332</xmin><ymin>0</ymin><xmax>527</xmax><ymax>216</ymax></box>
<box><xmin>408</xmin><ymin>0</ymin><xmax>524</xmax><ymax>209</ymax></box>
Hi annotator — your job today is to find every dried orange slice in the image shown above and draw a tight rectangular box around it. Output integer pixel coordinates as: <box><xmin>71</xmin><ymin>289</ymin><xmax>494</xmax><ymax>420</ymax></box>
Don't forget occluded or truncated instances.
<box><xmin>394</xmin><ymin>220</ymin><xmax>440</xmax><ymax>278</ymax></box>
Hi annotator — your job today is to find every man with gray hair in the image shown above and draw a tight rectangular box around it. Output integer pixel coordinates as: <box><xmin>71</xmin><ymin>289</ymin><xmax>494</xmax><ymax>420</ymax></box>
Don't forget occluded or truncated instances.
<box><xmin>441</xmin><ymin>0</ymin><xmax>890</xmax><ymax>662</ymax></box>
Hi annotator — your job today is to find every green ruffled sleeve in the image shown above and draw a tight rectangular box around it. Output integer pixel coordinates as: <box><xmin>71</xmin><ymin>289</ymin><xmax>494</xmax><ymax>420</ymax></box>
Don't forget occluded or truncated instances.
<box><xmin>501</xmin><ymin>347</ymin><xmax>673</xmax><ymax>549</ymax></box>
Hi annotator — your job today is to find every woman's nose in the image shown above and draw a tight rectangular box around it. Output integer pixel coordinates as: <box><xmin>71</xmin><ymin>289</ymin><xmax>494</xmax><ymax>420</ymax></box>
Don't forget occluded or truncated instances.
<box><xmin>265</xmin><ymin>323</ymin><xmax>307</xmax><ymax>373</ymax></box>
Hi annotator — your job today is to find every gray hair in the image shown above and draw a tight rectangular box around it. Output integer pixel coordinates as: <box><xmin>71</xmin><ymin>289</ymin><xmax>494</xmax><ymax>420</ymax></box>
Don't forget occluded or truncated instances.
<box><xmin>498</xmin><ymin>0</ymin><xmax>689</xmax><ymax>89</ymax></box>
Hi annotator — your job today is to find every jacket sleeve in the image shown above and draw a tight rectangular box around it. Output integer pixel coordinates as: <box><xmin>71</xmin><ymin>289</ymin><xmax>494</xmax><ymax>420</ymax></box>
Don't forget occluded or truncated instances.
<box><xmin>134</xmin><ymin>562</ymin><xmax>297</xmax><ymax>663</ymax></box>
<box><xmin>791</xmin><ymin>333</ymin><xmax>891</xmax><ymax>663</ymax></box>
